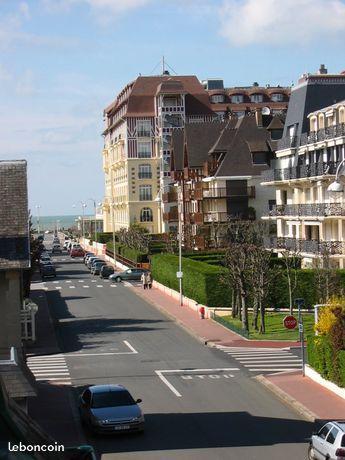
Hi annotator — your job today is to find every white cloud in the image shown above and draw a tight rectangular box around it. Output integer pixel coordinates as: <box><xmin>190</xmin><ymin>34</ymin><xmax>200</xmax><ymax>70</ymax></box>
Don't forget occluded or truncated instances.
<box><xmin>219</xmin><ymin>0</ymin><xmax>345</xmax><ymax>46</ymax></box>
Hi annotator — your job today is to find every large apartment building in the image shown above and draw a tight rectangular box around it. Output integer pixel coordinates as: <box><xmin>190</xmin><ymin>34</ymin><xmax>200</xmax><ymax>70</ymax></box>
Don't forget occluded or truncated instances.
<box><xmin>102</xmin><ymin>74</ymin><xmax>215</xmax><ymax>233</ymax></box>
<box><xmin>262</xmin><ymin>66</ymin><xmax>345</xmax><ymax>268</ymax></box>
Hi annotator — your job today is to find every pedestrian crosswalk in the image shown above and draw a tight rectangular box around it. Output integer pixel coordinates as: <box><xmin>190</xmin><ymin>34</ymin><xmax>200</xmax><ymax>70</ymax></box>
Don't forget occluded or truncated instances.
<box><xmin>215</xmin><ymin>346</ymin><xmax>302</xmax><ymax>374</ymax></box>
<box><xmin>26</xmin><ymin>354</ymin><xmax>71</xmax><ymax>385</ymax></box>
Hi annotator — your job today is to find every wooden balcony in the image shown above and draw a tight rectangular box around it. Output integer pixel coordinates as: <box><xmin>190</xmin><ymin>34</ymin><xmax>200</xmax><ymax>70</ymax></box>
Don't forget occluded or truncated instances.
<box><xmin>162</xmin><ymin>191</ymin><xmax>178</xmax><ymax>203</ymax></box>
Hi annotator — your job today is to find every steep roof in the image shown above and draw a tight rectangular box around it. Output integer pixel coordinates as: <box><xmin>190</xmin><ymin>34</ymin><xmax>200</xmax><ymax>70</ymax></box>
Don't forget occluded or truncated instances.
<box><xmin>107</xmin><ymin>75</ymin><xmax>214</xmax><ymax>118</ymax></box>
<box><xmin>213</xmin><ymin>115</ymin><xmax>274</xmax><ymax>177</ymax></box>
<box><xmin>184</xmin><ymin>122</ymin><xmax>227</xmax><ymax>168</ymax></box>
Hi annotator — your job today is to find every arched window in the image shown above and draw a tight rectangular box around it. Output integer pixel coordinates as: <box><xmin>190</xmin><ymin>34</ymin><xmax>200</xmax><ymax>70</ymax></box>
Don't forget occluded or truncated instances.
<box><xmin>140</xmin><ymin>208</ymin><xmax>153</xmax><ymax>222</ymax></box>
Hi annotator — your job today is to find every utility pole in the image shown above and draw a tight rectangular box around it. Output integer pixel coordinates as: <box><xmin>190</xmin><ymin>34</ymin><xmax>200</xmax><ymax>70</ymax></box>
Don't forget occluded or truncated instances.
<box><xmin>177</xmin><ymin>185</ymin><xmax>183</xmax><ymax>306</ymax></box>
<box><xmin>89</xmin><ymin>198</ymin><xmax>97</xmax><ymax>243</ymax></box>
<box><xmin>35</xmin><ymin>205</ymin><xmax>41</xmax><ymax>234</ymax></box>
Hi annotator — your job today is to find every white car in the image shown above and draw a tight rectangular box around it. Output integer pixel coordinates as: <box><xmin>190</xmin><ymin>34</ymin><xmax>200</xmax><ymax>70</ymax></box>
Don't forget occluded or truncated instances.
<box><xmin>308</xmin><ymin>421</ymin><xmax>345</xmax><ymax>459</ymax></box>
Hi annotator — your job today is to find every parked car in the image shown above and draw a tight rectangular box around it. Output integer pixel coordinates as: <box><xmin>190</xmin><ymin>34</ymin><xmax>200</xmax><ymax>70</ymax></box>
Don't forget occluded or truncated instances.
<box><xmin>91</xmin><ymin>261</ymin><xmax>107</xmax><ymax>275</ymax></box>
<box><xmin>308</xmin><ymin>421</ymin><xmax>345</xmax><ymax>460</ymax></box>
<box><xmin>109</xmin><ymin>268</ymin><xmax>148</xmax><ymax>283</ymax></box>
<box><xmin>40</xmin><ymin>263</ymin><xmax>56</xmax><ymax>278</ymax></box>
<box><xmin>100</xmin><ymin>265</ymin><xmax>114</xmax><ymax>279</ymax></box>
<box><xmin>84</xmin><ymin>252</ymin><xmax>95</xmax><ymax>262</ymax></box>
<box><xmin>87</xmin><ymin>257</ymin><xmax>102</xmax><ymax>269</ymax></box>
<box><xmin>71</xmin><ymin>248</ymin><xmax>85</xmax><ymax>258</ymax></box>
<box><xmin>52</xmin><ymin>244</ymin><xmax>62</xmax><ymax>254</ymax></box>
<box><xmin>88</xmin><ymin>258</ymin><xmax>104</xmax><ymax>270</ymax></box>
<box><xmin>39</xmin><ymin>255</ymin><xmax>52</xmax><ymax>265</ymax></box>
<box><xmin>79</xmin><ymin>384</ymin><xmax>144</xmax><ymax>434</ymax></box>
<box><xmin>63</xmin><ymin>240</ymin><xmax>70</xmax><ymax>249</ymax></box>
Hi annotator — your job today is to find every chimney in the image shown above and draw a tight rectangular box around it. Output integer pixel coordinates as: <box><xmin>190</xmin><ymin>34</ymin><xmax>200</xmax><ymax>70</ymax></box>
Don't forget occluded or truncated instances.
<box><xmin>318</xmin><ymin>64</ymin><xmax>328</xmax><ymax>75</ymax></box>
<box><xmin>255</xmin><ymin>108</ymin><xmax>263</xmax><ymax>127</ymax></box>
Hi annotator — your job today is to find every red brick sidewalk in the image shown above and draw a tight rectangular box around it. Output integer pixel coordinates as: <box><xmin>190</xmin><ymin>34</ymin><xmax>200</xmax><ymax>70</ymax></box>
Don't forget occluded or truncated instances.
<box><xmin>131</xmin><ymin>283</ymin><xmax>345</xmax><ymax>421</ymax></box>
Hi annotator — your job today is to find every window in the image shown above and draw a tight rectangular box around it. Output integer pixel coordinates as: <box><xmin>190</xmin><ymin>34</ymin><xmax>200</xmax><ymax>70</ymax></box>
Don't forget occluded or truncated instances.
<box><xmin>140</xmin><ymin>207</ymin><xmax>153</xmax><ymax>222</ymax></box>
<box><xmin>271</xmin><ymin>93</ymin><xmax>284</xmax><ymax>102</ymax></box>
<box><xmin>163</xmin><ymin>97</ymin><xmax>178</xmax><ymax>107</ymax></box>
<box><xmin>138</xmin><ymin>141</ymin><xmax>152</xmax><ymax>158</ymax></box>
<box><xmin>318</xmin><ymin>424</ymin><xmax>332</xmax><ymax>440</ymax></box>
<box><xmin>210</xmin><ymin>94</ymin><xmax>225</xmax><ymax>103</ymax></box>
<box><xmin>139</xmin><ymin>185</ymin><xmax>152</xmax><ymax>201</ymax></box>
<box><xmin>138</xmin><ymin>164</ymin><xmax>152</xmax><ymax>179</ymax></box>
<box><xmin>231</xmin><ymin>94</ymin><xmax>244</xmax><ymax>103</ymax></box>
<box><xmin>326</xmin><ymin>427</ymin><xmax>339</xmax><ymax>445</ymax></box>
<box><xmin>252</xmin><ymin>152</ymin><xmax>268</xmax><ymax>165</ymax></box>
<box><xmin>137</xmin><ymin>120</ymin><xmax>151</xmax><ymax>137</ymax></box>
<box><xmin>250</xmin><ymin>93</ymin><xmax>264</xmax><ymax>103</ymax></box>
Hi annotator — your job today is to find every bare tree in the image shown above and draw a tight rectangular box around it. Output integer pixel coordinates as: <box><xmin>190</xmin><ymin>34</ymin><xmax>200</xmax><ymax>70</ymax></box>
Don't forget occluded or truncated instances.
<box><xmin>280</xmin><ymin>250</ymin><xmax>300</xmax><ymax>315</ymax></box>
<box><xmin>314</xmin><ymin>249</ymin><xmax>340</xmax><ymax>303</ymax></box>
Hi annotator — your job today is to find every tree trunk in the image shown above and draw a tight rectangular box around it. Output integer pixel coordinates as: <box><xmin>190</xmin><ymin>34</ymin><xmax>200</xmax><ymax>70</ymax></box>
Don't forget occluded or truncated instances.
<box><xmin>252</xmin><ymin>296</ymin><xmax>259</xmax><ymax>331</ymax></box>
<box><xmin>259</xmin><ymin>299</ymin><xmax>266</xmax><ymax>334</ymax></box>
<box><xmin>287</xmin><ymin>273</ymin><xmax>293</xmax><ymax>315</ymax></box>
<box><xmin>240</xmin><ymin>282</ymin><xmax>248</xmax><ymax>332</ymax></box>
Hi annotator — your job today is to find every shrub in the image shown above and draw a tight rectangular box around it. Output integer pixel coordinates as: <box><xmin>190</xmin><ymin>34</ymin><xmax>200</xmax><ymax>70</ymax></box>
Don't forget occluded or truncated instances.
<box><xmin>315</xmin><ymin>305</ymin><xmax>338</xmax><ymax>335</ymax></box>
<box><xmin>150</xmin><ymin>254</ymin><xmax>231</xmax><ymax>307</ymax></box>
<box><xmin>107</xmin><ymin>242</ymin><xmax>148</xmax><ymax>263</ymax></box>
<box><xmin>97</xmin><ymin>232</ymin><xmax>114</xmax><ymax>244</ymax></box>
<box><xmin>339</xmin><ymin>351</ymin><xmax>345</xmax><ymax>387</ymax></box>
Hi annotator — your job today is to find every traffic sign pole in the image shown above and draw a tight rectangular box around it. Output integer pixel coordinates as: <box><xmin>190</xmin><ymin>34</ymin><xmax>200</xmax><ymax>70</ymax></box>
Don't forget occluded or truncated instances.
<box><xmin>295</xmin><ymin>298</ymin><xmax>305</xmax><ymax>377</ymax></box>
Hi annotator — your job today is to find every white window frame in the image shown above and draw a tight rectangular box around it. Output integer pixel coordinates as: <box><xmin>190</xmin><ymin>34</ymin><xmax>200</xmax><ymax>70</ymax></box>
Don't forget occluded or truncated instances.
<box><xmin>138</xmin><ymin>164</ymin><xmax>152</xmax><ymax>179</ymax></box>
<box><xmin>137</xmin><ymin>120</ymin><xmax>151</xmax><ymax>137</ymax></box>
<box><xmin>139</xmin><ymin>184</ymin><xmax>152</xmax><ymax>201</ymax></box>
<box><xmin>137</xmin><ymin>141</ymin><xmax>152</xmax><ymax>158</ymax></box>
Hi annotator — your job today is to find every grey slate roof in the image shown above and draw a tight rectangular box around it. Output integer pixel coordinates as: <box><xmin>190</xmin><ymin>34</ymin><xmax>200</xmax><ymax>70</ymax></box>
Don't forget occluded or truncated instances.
<box><xmin>0</xmin><ymin>160</ymin><xmax>30</xmax><ymax>270</ymax></box>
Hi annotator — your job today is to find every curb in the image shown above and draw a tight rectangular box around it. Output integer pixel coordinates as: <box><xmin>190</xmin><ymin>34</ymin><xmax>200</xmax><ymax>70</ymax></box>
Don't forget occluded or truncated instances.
<box><xmin>254</xmin><ymin>374</ymin><xmax>317</xmax><ymax>422</ymax></box>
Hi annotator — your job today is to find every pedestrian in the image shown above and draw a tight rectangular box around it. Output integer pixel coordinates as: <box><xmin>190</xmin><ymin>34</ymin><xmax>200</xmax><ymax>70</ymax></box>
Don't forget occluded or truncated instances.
<box><xmin>147</xmin><ymin>271</ymin><xmax>152</xmax><ymax>289</ymax></box>
<box><xmin>141</xmin><ymin>271</ymin><xmax>147</xmax><ymax>289</ymax></box>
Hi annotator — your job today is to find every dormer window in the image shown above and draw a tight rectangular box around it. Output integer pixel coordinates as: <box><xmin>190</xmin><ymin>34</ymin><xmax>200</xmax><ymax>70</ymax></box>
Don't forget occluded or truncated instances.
<box><xmin>231</xmin><ymin>94</ymin><xmax>244</xmax><ymax>103</ymax></box>
<box><xmin>210</xmin><ymin>94</ymin><xmax>225</xmax><ymax>103</ymax></box>
<box><xmin>271</xmin><ymin>93</ymin><xmax>284</xmax><ymax>102</ymax></box>
<box><xmin>250</xmin><ymin>93</ymin><xmax>264</xmax><ymax>103</ymax></box>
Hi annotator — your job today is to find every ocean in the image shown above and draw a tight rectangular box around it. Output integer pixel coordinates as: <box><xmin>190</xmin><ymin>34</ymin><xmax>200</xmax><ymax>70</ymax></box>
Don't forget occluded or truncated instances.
<box><xmin>31</xmin><ymin>215</ymin><xmax>93</xmax><ymax>232</ymax></box>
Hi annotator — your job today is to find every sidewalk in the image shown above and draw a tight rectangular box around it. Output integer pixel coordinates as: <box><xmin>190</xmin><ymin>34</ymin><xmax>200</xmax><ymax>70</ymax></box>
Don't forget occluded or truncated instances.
<box><xmin>26</xmin><ymin>285</ymin><xmax>85</xmax><ymax>447</ymax></box>
<box><xmin>131</xmin><ymin>282</ymin><xmax>345</xmax><ymax>422</ymax></box>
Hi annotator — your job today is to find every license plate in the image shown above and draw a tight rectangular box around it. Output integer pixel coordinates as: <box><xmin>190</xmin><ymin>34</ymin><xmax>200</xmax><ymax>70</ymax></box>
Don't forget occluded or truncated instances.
<box><xmin>114</xmin><ymin>425</ymin><xmax>130</xmax><ymax>430</ymax></box>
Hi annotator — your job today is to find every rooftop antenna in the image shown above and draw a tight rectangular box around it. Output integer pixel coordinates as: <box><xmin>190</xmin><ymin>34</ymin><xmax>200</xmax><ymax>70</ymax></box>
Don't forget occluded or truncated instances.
<box><xmin>162</xmin><ymin>55</ymin><xmax>165</xmax><ymax>74</ymax></box>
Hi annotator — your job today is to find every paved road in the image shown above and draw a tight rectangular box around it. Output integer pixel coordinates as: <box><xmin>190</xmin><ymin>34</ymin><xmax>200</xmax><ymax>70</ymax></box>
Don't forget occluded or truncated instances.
<box><xmin>37</xmin><ymin>240</ymin><xmax>313</xmax><ymax>460</ymax></box>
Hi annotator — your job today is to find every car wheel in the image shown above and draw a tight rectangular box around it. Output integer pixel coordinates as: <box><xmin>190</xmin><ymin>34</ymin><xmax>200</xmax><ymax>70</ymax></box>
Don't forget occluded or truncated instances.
<box><xmin>307</xmin><ymin>444</ymin><xmax>316</xmax><ymax>460</ymax></box>
<box><xmin>115</xmin><ymin>276</ymin><xmax>121</xmax><ymax>282</ymax></box>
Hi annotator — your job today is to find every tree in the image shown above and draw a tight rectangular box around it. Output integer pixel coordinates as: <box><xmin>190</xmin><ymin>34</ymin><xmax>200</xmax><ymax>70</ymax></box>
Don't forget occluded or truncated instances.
<box><xmin>280</xmin><ymin>250</ymin><xmax>300</xmax><ymax>314</ymax></box>
<box><xmin>22</xmin><ymin>215</ymin><xmax>45</xmax><ymax>297</ymax></box>
<box><xmin>314</xmin><ymin>249</ymin><xmax>340</xmax><ymax>304</ymax></box>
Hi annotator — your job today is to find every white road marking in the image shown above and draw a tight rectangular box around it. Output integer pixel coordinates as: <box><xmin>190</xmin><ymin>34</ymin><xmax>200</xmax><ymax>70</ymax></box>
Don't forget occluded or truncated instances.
<box><xmin>83</xmin><ymin>286</ymin><xmax>89</xmax><ymax>288</ymax></box>
<box><xmin>91</xmin><ymin>280</ymin><xmax>96</xmax><ymax>282</ymax></box>
<box><xmin>69</xmin><ymin>286</ymin><xmax>75</xmax><ymax>289</ymax></box>
<box><xmin>66</xmin><ymin>280</ymin><xmax>72</xmax><ymax>283</ymax></box>
<box><xmin>78</xmin><ymin>280</ymin><xmax>84</xmax><ymax>283</ymax></box>
<box><xmin>53</xmin><ymin>281</ymin><xmax>59</xmax><ymax>284</ymax></box>
<box><xmin>27</xmin><ymin>354</ymin><xmax>71</xmax><ymax>385</ymax></box>
<box><xmin>96</xmin><ymin>285</ymin><xmax>103</xmax><ymax>288</ymax></box>
<box><xmin>110</xmin><ymin>284</ymin><xmax>117</xmax><ymax>287</ymax></box>
<box><xmin>155</xmin><ymin>368</ymin><xmax>240</xmax><ymax>398</ymax></box>
<box><xmin>65</xmin><ymin>340</ymin><xmax>138</xmax><ymax>357</ymax></box>
<box><xmin>55</xmin><ymin>286</ymin><xmax>62</xmax><ymax>290</ymax></box>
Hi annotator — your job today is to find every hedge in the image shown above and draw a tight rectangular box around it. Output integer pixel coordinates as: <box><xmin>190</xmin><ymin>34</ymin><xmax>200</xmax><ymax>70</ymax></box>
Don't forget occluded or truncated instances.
<box><xmin>150</xmin><ymin>254</ymin><xmax>231</xmax><ymax>307</ymax></box>
<box><xmin>107</xmin><ymin>242</ymin><xmax>148</xmax><ymax>263</ymax></box>
<box><xmin>97</xmin><ymin>232</ymin><xmax>115</xmax><ymax>244</ymax></box>
<box><xmin>307</xmin><ymin>336</ymin><xmax>345</xmax><ymax>387</ymax></box>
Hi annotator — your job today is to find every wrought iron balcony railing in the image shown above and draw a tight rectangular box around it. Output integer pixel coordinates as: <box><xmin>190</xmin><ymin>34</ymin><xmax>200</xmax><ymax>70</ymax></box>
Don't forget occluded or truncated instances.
<box><xmin>265</xmin><ymin>236</ymin><xmax>345</xmax><ymax>255</ymax></box>
<box><xmin>277</xmin><ymin>123</ymin><xmax>345</xmax><ymax>151</ymax></box>
<box><xmin>267</xmin><ymin>203</ymin><xmax>345</xmax><ymax>217</ymax></box>
<box><xmin>262</xmin><ymin>161</ymin><xmax>341</xmax><ymax>183</ymax></box>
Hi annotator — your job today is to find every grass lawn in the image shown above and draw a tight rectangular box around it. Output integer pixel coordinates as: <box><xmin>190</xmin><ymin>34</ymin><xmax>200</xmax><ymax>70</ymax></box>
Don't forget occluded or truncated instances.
<box><xmin>219</xmin><ymin>312</ymin><xmax>315</xmax><ymax>341</ymax></box>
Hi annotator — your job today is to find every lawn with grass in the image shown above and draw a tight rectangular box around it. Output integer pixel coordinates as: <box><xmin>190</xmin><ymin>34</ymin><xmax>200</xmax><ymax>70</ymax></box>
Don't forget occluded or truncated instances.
<box><xmin>218</xmin><ymin>312</ymin><xmax>315</xmax><ymax>340</ymax></box>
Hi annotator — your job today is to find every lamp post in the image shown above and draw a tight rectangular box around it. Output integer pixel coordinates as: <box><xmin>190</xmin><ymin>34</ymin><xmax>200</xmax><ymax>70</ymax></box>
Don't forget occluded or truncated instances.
<box><xmin>35</xmin><ymin>205</ymin><xmax>41</xmax><ymax>234</ymax></box>
<box><xmin>111</xmin><ymin>201</ymin><xmax>117</xmax><ymax>266</ymax></box>
<box><xmin>327</xmin><ymin>158</ymin><xmax>345</xmax><ymax>193</ymax></box>
<box><xmin>88</xmin><ymin>198</ymin><xmax>97</xmax><ymax>243</ymax></box>
<box><xmin>177</xmin><ymin>185</ymin><xmax>183</xmax><ymax>307</ymax></box>
<box><xmin>73</xmin><ymin>202</ymin><xmax>87</xmax><ymax>240</ymax></box>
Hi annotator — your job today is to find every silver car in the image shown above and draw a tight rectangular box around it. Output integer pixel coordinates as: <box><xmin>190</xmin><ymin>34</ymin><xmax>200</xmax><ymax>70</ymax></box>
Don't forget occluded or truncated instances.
<box><xmin>79</xmin><ymin>384</ymin><xmax>144</xmax><ymax>434</ymax></box>
<box><xmin>308</xmin><ymin>421</ymin><xmax>345</xmax><ymax>459</ymax></box>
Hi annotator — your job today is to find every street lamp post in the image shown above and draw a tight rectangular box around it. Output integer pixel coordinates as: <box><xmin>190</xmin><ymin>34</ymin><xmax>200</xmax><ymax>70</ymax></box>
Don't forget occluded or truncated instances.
<box><xmin>177</xmin><ymin>185</ymin><xmax>183</xmax><ymax>307</ymax></box>
<box><xmin>35</xmin><ymin>205</ymin><xmax>41</xmax><ymax>234</ymax></box>
<box><xmin>327</xmin><ymin>158</ymin><xmax>345</xmax><ymax>193</ymax></box>
<box><xmin>111</xmin><ymin>201</ymin><xmax>117</xmax><ymax>266</ymax></box>
<box><xmin>88</xmin><ymin>198</ymin><xmax>97</xmax><ymax>243</ymax></box>
<box><xmin>73</xmin><ymin>202</ymin><xmax>87</xmax><ymax>240</ymax></box>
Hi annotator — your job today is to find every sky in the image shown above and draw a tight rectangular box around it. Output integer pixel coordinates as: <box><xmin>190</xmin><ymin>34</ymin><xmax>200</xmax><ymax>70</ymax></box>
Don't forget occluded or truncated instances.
<box><xmin>1</xmin><ymin>0</ymin><xmax>345</xmax><ymax>216</ymax></box>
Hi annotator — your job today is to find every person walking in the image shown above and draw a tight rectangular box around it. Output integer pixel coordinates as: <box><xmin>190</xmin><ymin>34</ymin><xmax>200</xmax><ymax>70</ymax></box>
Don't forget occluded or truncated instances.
<box><xmin>146</xmin><ymin>271</ymin><xmax>152</xmax><ymax>289</ymax></box>
<box><xmin>141</xmin><ymin>271</ymin><xmax>148</xmax><ymax>289</ymax></box>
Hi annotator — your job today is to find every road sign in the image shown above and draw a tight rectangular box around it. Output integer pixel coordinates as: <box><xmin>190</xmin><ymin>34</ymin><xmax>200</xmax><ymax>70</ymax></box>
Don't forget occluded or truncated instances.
<box><xmin>299</xmin><ymin>323</ymin><xmax>304</xmax><ymax>333</ymax></box>
<box><xmin>176</xmin><ymin>271</ymin><xmax>183</xmax><ymax>279</ymax></box>
<box><xmin>283</xmin><ymin>315</ymin><xmax>297</xmax><ymax>330</ymax></box>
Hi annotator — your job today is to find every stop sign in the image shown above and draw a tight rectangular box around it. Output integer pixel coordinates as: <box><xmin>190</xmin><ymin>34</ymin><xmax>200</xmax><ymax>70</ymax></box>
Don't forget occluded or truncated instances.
<box><xmin>283</xmin><ymin>315</ymin><xmax>297</xmax><ymax>329</ymax></box>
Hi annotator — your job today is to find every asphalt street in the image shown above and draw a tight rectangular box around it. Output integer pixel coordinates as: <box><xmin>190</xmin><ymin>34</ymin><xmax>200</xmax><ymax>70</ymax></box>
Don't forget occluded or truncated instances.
<box><xmin>37</xmin><ymin>237</ymin><xmax>313</xmax><ymax>460</ymax></box>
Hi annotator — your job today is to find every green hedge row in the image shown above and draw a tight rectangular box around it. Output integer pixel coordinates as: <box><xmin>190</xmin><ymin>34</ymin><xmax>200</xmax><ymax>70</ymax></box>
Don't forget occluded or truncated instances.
<box><xmin>151</xmin><ymin>254</ymin><xmax>231</xmax><ymax>307</ymax></box>
<box><xmin>97</xmin><ymin>232</ymin><xmax>115</xmax><ymax>244</ymax></box>
<box><xmin>107</xmin><ymin>242</ymin><xmax>148</xmax><ymax>263</ymax></box>
<box><xmin>307</xmin><ymin>336</ymin><xmax>345</xmax><ymax>387</ymax></box>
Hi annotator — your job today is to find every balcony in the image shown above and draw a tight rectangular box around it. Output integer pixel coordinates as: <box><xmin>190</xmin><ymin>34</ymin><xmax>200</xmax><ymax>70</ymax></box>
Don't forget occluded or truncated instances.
<box><xmin>162</xmin><ymin>191</ymin><xmax>178</xmax><ymax>203</ymax></box>
<box><xmin>202</xmin><ymin>187</ymin><xmax>256</xmax><ymax>199</ymax></box>
<box><xmin>265</xmin><ymin>237</ymin><xmax>345</xmax><ymax>255</ymax></box>
<box><xmin>160</xmin><ymin>105</ymin><xmax>184</xmax><ymax>113</ymax></box>
<box><xmin>163</xmin><ymin>207</ymin><xmax>178</xmax><ymax>222</ymax></box>
<box><xmin>204</xmin><ymin>212</ymin><xmax>229</xmax><ymax>223</ymax></box>
<box><xmin>187</xmin><ymin>212</ymin><xmax>203</xmax><ymax>225</ymax></box>
<box><xmin>267</xmin><ymin>203</ymin><xmax>345</xmax><ymax>218</ymax></box>
<box><xmin>277</xmin><ymin>123</ymin><xmax>345</xmax><ymax>151</ymax></box>
<box><xmin>184</xmin><ymin>189</ymin><xmax>194</xmax><ymax>201</ymax></box>
<box><xmin>262</xmin><ymin>161</ymin><xmax>341</xmax><ymax>183</ymax></box>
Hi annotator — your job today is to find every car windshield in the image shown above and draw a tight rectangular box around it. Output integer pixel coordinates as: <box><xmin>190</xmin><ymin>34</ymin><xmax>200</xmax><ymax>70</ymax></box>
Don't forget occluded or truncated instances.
<box><xmin>91</xmin><ymin>390</ymin><xmax>135</xmax><ymax>408</ymax></box>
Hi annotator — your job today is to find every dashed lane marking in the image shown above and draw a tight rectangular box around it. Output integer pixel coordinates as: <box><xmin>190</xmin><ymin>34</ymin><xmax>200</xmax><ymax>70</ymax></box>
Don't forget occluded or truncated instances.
<box><xmin>110</xmin><ymin>284</ymin><xmax>117</xmax><ymax>287</ymax></box>
<box><xmin>69</xmin><ymin>286</ymin><xmax>75</xmax><ymax>289</ymax></box>
<box><xmin>83</xmin><ymin>286</ymin><xmax>89</xmax><ymax>288</ymax></box>
<box><xmin>96</xmin><ymin>285</ymin><xmax>103</xmax><ymax>288</ymax></box>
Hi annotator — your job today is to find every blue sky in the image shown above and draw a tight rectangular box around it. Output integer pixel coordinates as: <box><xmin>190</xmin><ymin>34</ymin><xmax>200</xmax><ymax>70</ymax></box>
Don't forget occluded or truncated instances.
<box><xmin>1</xmin><ymin>0</ymin><xmax>345</xmax><ymax>216</ymax></box>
